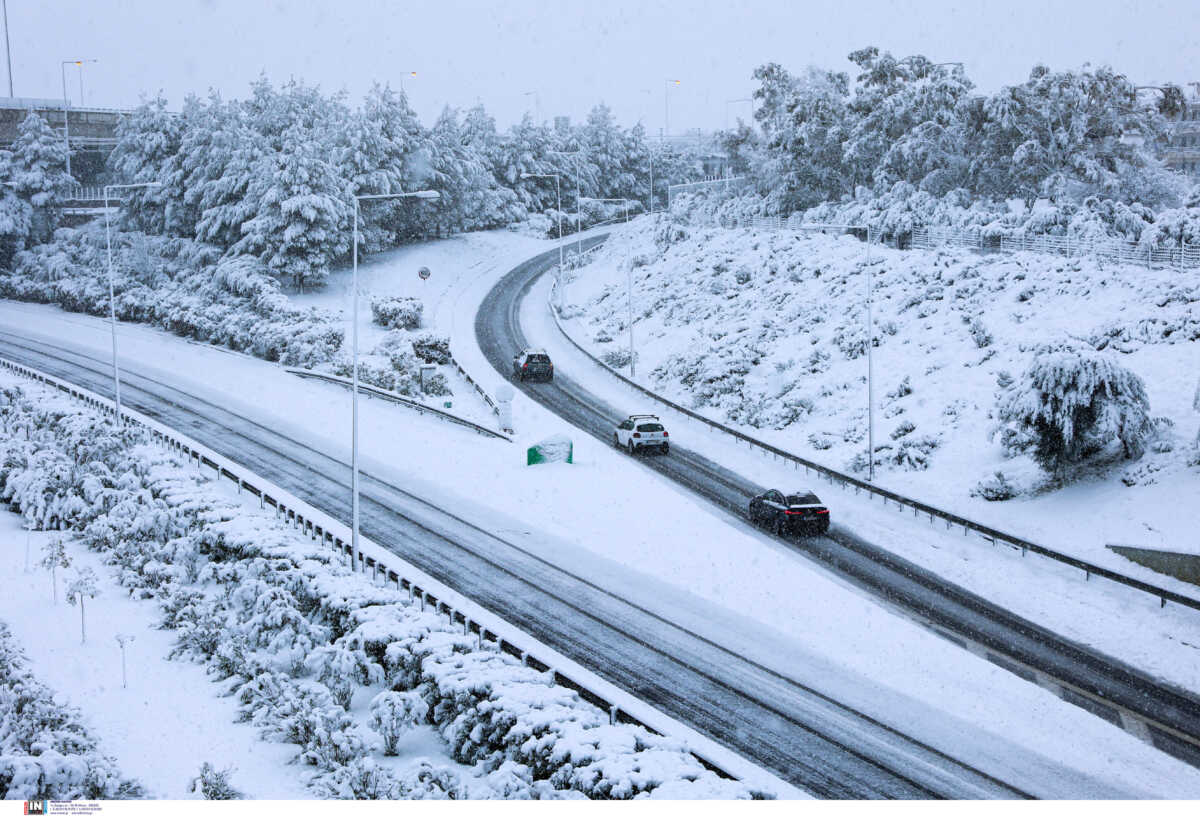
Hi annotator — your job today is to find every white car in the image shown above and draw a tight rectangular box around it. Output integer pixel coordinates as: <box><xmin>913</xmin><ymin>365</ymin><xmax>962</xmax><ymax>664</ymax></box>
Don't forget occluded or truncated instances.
<box><xmin>614</xmin><ymin>414</ymin><xmax>669</xmax><ymax>455</ymax></box>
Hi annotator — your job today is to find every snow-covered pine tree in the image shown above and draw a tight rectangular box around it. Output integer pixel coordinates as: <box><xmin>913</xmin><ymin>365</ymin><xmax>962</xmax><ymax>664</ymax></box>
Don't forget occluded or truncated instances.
<box><xmin>107</xmin><ymin>93</ymin><xmax>182</xmax><ymax>234</ymax></box>
<box><xmin>9</xmin><ymin>111</ymin><xmax>72</xmax><ymax>243</ymax></box>
<box><xmin>234</xmin><ymin>123</ymin><xmax>350</xmax><ymax>290</ymax></box>
<box><xmin>994</xmin><ymin>340</ymin><xmax>1153</xmax><ymax>476</ymax></box>
<box><xmin>65</xmin><ymin>567</ymin><xmax>99</xmax><ymax>644</ymax></box>
<box><xmin>189</xmin><ymin>96</ymin><xmax>265</xmax><ymax>250</ymax></box>
<box><xmin>0</xmin><ymin>152</ymin><xmax>33</xmax><ymax>267</ymax></box>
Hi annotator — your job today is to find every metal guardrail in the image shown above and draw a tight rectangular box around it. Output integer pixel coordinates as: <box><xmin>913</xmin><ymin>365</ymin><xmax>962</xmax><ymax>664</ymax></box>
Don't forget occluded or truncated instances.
<box><xmin>448</xmin><ymin>355</ymin><xmax>501</xmax><ymax>417</ymax></box>
<box><xmin>0</xmin><ymin>354</ymin><xmax>780</xmax><ymax>794</ymax></box>
<box><xmin>545</xmin><ymin>277</ymin><xmax>1200</xmax><ymax>617</ymax></box>
<box><xmin>283</xmin><ymin>367</ymin><xmax>510</xmax><ymax>442</ymax></box>
<box><xmin>912</xmin><ymin>228</ymin><xmax>1199</xmax><ymax>271</ymax></box>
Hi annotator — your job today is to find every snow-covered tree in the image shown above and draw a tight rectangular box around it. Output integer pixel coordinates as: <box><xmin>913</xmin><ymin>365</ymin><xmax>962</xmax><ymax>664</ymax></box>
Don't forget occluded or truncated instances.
<box><xmin>39</xmin><ymin>538</ymin><xmax>71</xmax><ymax>604</ymax></box>
<box><xmin>370</xmin><ymin>690</ymin><xmax>428</xmax><ymax>756</ymax></box>
<box><xmin>108</xmin><ymin>93</ymin><xmax>182</xmax><ymax>234</ymax></box>
<box><xmin>66</xmin><ymin>567</ymin><xmax>99</xmax><ymax>644</ymax></box>
<box><xmin>9</xmin><ymin>111</ymin><xmax>72</xmax><ymax>242</ymax></box>
<box><xmin>233</xmin><ymin>123</ymin><xmax>350</xmax><ymax>289</ymax></box>
<box><xmin>994</xmin><ymin>340</ymin><xmax>1153</xmax><ymax>475</ymax></box>
<box><xmin>0</xmin><ymin>153</ymin><xmax>32</xmax><ymax>266</ymax></box>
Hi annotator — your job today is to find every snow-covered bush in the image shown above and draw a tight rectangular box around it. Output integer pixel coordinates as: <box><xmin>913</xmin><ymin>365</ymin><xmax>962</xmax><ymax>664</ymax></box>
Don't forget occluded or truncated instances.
<box><xmin>0</xmin><ymin>382</ymin><xmax>765</xmax><ymax>801</ymax></box>
<box><xmin>970</xmin><ymin>471</ymin><xmax>1018</xmax><ymax>502</ymax></box>
<box><xmin>371</xmin><ymin>296</ymin><xmax>423</xmax><ymax>330</ymax></box>
<box><xmin>0</xmin><ymin>226</ymin><xmax>344</xmax><ymax>369</ymax></box>
<box><xmin>370</xmin><ymin>691</ymin><xmax>429</xmax><ymax>756</ymax></box>
<box><xmin>189</xmin><ymin>762</ymin><xmax>243</xmax><ymax>799</ymax></box>
<box><xmin>0</xmin><ymin>623</ymin><xmax>143</xmax><ymax>800</ymax></box>
<box><xmin>993</xmin><ymin>340</ymin><xmax>1153</xmax><ymax>475</ymax></box>
<box><xmin>411</xmin><ymin>333</ymin><xmax>451</xmax><ymax>365</ymax></box>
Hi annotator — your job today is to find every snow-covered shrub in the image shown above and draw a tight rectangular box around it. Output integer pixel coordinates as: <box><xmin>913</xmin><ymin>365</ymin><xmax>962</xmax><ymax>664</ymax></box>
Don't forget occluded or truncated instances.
<box><xmin>371</xmin><ymin>296</ymin><xmax>423</xmax><ymax>330</ymax></box>
<box><xmin>309</xmin><ymin>757</ymin><xmax>399</xmax><ymax>799</ymax></box>
<box><xmin>0</xmin><ymin>382</ymin><xmax>765</xmax><ymax>801</ymax></box>
<box><xmin>370</xmin><ymin>691</ymin><xmax>429</xmax><ymax>756</ymax></box>
<box><xmin>0</xmin><ymin>226</ymin><xmax>344</xmax><ymax>369</ymax></box>
<box><xmin>968</xmin><ymin>318</ymin><xmax>993</xmax><ymax>348</ymax></box>
<box><xmin>970</xmin><ymin>471</ymin><xmax>1018</xmax><ymax>502</ymax></box>
<box><xmin>0</xmin><ymin>623</ymin><xmax>143</xmax><ymax>800</ymax></box>
<box><xmin>890</xmin><ymin>420</ymin><xmax>916</xmax><ymax>440</ymax></box>
<box><xmin>993</xmin><ymin>340</ymin><xmax>1154</xmax><ymax>475</ymax></box>
<box><xmin>189</xmin><ymin>762</ymin><xmax>243</xmax><ymax>799</ymax></box>
<box><xmin>306</xmin><ymin>641</ymin><xmax>385</xmax><ymax>709</ymax></box>
<box><xmin>600</xmin><ymin>348</ymin><xmax>633</xmax><ymax>369</ymax></box>
<box><xmin>411</xmin><ymin>333</ymin><xmax>451</xmax><ymax>365</ymax></box>
<box><xmin>886</xmin><ymin>376</ymin><xmax>913</xmax><ymax>400</ymax></box>
<box><xmin>397</xmin><ymin>762</ymin><xmax>463</xmax><ymax>800</ymax></box>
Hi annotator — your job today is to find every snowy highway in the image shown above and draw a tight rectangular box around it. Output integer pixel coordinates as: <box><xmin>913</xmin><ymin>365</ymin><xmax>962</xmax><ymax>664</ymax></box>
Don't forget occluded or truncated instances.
<box><xmin>0</xmin><ymin>328</ymin><xmax>1033</xmax><ymax>799</ymax></box>
<box><xmin>474</xmin><ymin>240</ymin><xmax>1200</xmax><ymax>775</ymax></box>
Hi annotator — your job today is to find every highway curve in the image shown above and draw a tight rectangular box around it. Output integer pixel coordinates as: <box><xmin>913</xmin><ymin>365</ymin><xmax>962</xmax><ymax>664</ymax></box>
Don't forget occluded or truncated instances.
<box><xmin>0</xmin><ymin>328</ymin><xmax>1031</xmax><ymax>799</ymax></box>
<box><xmin>474</xmin><ymin>239</ymin><xmax>1200</xmax><ymax>777</ymax></box>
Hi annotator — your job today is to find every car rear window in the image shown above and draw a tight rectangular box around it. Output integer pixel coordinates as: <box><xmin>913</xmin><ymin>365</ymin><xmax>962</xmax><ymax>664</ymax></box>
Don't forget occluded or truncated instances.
<box><xmin>787</xmin><ymin>493</ymin><xmax>820</xmax><ymax>505</ymax></box>
<box><xmin>528</xmin><ymin>355</ymin><xmax>550</xmax><ymax>364</ymax></box>
<box><xmin>636</xmin><ymin>423</ymin><xmax>664</xmax><ymax>432</ymax></box>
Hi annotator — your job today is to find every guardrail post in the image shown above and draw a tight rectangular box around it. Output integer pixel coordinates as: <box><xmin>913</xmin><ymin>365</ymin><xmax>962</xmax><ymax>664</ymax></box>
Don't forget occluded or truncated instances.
<box><xmin>610</xmin><ymin>705</ymin><xmax>619</xmax><ymax>725</ymax></box>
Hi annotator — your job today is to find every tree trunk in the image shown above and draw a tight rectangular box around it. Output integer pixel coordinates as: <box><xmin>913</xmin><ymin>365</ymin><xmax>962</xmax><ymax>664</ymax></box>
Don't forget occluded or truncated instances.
<box><xmin>80</xmin><ymin>595</ymin><xmax>86</xmax><ymax>644</ymax></box>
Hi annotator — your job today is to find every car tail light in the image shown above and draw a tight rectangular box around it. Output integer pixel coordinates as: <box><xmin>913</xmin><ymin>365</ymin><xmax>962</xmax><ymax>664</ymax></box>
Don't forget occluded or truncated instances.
<box><xmin>662</xmin><ymin>431</ymin><xmax>668</xmax><ymax>437</ymax></box>
<box><xmin>633</xmin><ymin>432</ymin><xmax>641</xmax><ymax>438</ymax></box>
<box><xmin>816</xmin><ymin>509</ymin><xmax>829</xmax><ymax>514</ymax></box>
<box><xmin>785</xmin><ymin>509</ymin><xmax>803</xmax><ymax>515</ymax></box>
<box><xmin>522</xmin><ymin>362</ymin><xmax>528</xmax><ymax>369</ymax></box>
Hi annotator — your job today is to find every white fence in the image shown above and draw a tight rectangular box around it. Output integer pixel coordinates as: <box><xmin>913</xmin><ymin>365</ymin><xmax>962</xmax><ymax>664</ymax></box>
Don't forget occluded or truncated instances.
<box><xmin>912</xmin><ymin>227</ymin><xmax>1199</xmax><ymax>271</ymax></box>
<box><xmin>63</xmin><ymin>185</ymin><xmax>115</xmax><ymax>202</ymax></box>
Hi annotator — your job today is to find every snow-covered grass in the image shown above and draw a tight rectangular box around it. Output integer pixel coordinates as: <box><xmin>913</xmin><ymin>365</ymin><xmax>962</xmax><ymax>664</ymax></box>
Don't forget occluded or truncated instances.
<box><xmin>0</xmin><ymin>376</ymin><xmax>755</xmax><ymax>800</ymax></box>
<box><xmin>559</xmin><ymin>215</ymin><xmax>1200</xmax><ymax>567</ymax></box>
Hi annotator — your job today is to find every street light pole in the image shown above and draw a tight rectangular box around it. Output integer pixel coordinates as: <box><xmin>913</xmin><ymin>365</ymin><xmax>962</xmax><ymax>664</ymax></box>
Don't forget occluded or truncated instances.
<box><xmin>104</xmin><ymin>181</ymin><xmax>162</xmax><ymax>426</ymax></box>
<box><xmin>865</xmin><ymin>225</ymin><xmax>875</xmax><ymax>482</ymax></box>
<box><xmin>2</xmin><ymin>0</ymin><xmax>12</xmax><ymax>97</ymax></box>
<box><xmin>664</xmin><ymin>78</ymin><xmax>680</xmax><ymax>137</ymax></box>
<box><xmin>582</xmin><ymin>197</ymin><xmax>634</xmax><ymax>374</ymax></box>
<box><xmin>549</xmin><ymin>150</ymin><xmax>583</xmax><ymax>261</ymax></box>
<box><xmin>60</xmin><ymin>59</ymin><xmax>96</xmax><ymax>179</ymax></box>
<box><xmin>399</xmin><ymin>71</ymin><xmax>417</xmax><ymax>94</ymax></box>
<box><xmin>521</xmin><ymin>172</ymin><xmax>562</xmax><ymax>292</ymax></box>
<box><xmin>349</xmin><ymin>189</ymin><xmax>439</xmax><ymax>572</ymax></box>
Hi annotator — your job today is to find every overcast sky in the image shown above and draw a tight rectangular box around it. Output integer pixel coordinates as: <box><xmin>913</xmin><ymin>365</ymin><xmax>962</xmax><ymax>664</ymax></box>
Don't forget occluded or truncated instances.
<box><xmin>6</xmin><ymin>0</ymin><xmax>1199</xmax><ymax>132</ymax></box>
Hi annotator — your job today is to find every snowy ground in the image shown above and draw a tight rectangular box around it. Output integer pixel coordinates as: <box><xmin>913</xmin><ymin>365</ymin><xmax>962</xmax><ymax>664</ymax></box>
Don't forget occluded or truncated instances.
<box><xmin>3</xmin><ymin>230</ymin><xmax>1200</xmax><ymax>796</ymax></box>
<box><xmin>558</xmin><ymin>218</ymin><xmax>1200</xmax><ymax>567</ymax></box>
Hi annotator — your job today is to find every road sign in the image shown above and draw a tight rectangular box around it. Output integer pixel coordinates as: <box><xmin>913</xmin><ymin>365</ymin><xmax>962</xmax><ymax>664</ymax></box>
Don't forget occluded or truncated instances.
<box><xmin>418</xmin><ymin>266</ymin><xmax>431</xmax><ymax>280</ymax></box>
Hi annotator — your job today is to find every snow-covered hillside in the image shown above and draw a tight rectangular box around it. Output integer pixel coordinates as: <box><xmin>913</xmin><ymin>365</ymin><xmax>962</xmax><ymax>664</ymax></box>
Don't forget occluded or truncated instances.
<box><xmin>559</xmin><ymin>216</ymin><xmax>1200</xmax><ymax>561</ymax></box>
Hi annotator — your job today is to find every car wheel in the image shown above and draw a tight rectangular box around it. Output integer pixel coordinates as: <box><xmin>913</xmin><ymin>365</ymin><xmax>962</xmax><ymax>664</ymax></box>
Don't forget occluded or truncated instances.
<box><xmin>773</xmin><ymin>516</ymin><xmax>786</xmax><ymax>537</ymax></box>
<box><xmin>628</xmin><ymin>440</ymin><xmax>636</xmax><ymax>455</ymax></box>
<box><xmin>614</xmin><ymin>433</ymin><xmax>620</xmax><ymax>448</ymax></box>
<box><xmin>660</xmin><ymin>442</ymin><xmax>669</xmax><ymax>455</ymax></box>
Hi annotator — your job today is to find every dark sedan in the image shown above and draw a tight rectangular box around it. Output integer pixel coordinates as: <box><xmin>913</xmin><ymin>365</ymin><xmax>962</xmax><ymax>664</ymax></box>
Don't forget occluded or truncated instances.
<box><xmin>748</xmin><ymin>488</ymin><xmax>830</xmax><ymax>536</ymax></box>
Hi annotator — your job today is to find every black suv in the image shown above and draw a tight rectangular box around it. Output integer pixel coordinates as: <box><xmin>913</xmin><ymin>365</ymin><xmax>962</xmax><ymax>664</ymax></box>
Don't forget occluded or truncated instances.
<box><xmin>513</xmin><ymin>349</ymin><xmax>554</xmax><ymax>382</ymax></box>
<box><xmin>748</xmin><ymin>488</ymin><xmax>830</xmax><ymax>536</ymax></box>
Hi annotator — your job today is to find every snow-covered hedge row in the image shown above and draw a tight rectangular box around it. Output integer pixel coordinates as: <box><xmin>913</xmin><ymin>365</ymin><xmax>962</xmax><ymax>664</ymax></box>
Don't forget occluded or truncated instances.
<box><xmin>672</xmin><ymin>184</ymin><xmax>1200</xmax><ymax>249</ymax></box>
<box><xmin>0</xmin><ymin>622</ymin><xmax>144</xmax><ymax>799</ymax></box>
<box><xmin>0</xmin><ymin>224</ymin><xmax>344</xmax><ymax>368</ymax></box>
<box><xmin>0</xmin><ymin>384</ymin><xmax>760</xmax><ymax>800</ymax></box>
